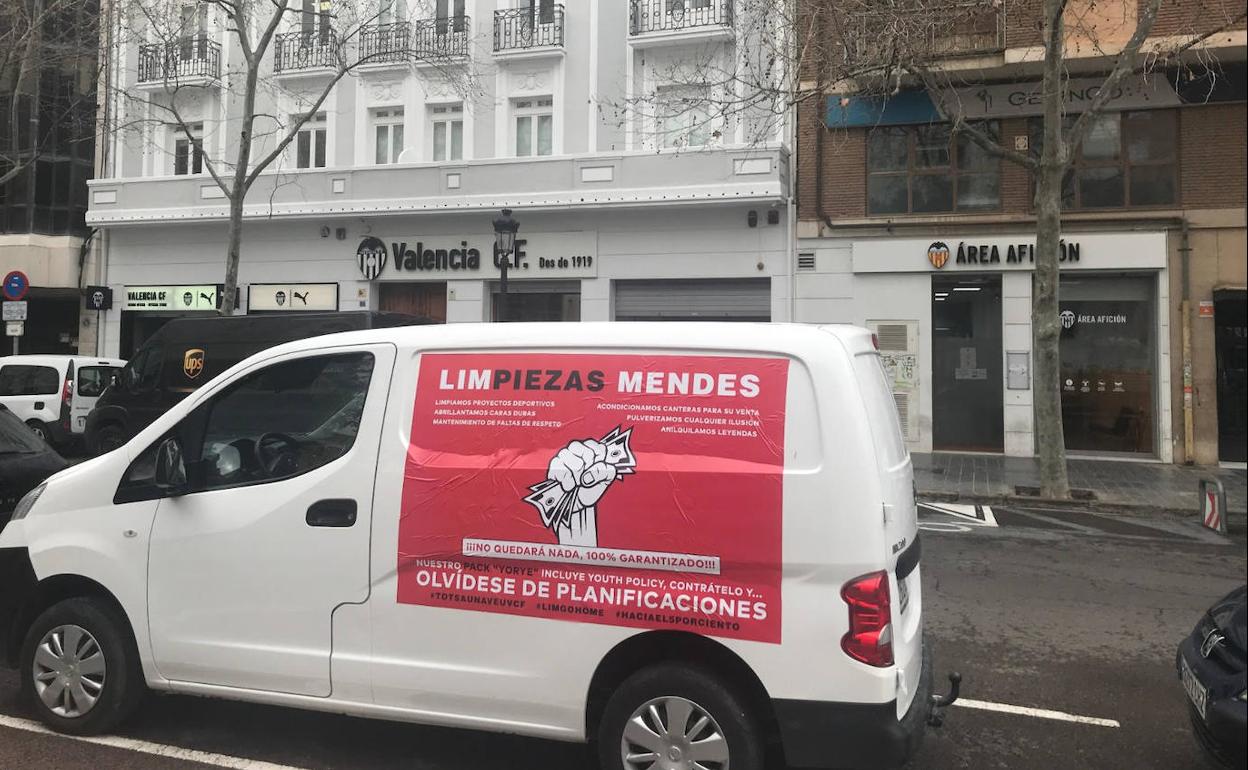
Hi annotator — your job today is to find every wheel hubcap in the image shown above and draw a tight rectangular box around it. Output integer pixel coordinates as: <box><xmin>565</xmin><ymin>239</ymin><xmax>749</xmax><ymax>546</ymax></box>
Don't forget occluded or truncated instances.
<box><xmin>621</xmin><ymin>695</ymin><xmax>729</xmax><ymax>770</ymax></box>
<box><xmin>32</xmin><ymin>624</ymin><xmax>106</xmax><ymax>718</ymax></box>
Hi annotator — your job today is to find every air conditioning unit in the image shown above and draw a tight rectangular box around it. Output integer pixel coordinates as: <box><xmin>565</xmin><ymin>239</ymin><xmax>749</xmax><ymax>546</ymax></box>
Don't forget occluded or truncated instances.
<box><xmin>868</xmin><ymin>320</ymin><xmax>919</xmax><ymax>442</ymax></box>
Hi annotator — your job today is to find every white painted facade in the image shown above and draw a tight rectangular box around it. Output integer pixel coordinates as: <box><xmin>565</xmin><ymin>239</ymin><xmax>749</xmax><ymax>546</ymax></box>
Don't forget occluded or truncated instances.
<box><xmin>88</xmin><ymin>1</ymin><xmax>792</xmax><ymax>355</ymax></box>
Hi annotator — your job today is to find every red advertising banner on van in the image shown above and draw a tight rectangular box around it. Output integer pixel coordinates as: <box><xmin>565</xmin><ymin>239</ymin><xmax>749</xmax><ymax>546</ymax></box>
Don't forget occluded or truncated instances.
<box><xmin>397</xmin><ymin>353</ymin><xmax>790</xmax><ymax>643</ymax></box>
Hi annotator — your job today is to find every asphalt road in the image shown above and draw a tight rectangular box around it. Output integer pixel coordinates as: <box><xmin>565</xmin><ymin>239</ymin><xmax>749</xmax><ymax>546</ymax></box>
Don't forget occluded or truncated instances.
<box><xmin>1</xmin><ymin>502</ymin><xmax>1243</xmax><ymax>769</ymax></box>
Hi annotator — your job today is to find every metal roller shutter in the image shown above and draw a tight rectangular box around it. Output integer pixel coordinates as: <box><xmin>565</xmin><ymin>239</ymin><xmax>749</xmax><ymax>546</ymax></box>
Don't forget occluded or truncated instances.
<box><xmin>614</xmin><ymin>278</ymin><xmax>771</xmax><ymax>321</ymax></box>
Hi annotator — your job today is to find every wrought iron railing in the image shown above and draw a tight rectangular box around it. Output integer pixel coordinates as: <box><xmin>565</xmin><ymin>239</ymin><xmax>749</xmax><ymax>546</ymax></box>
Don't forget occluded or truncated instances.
<box><xmin>274</xmin><ymin>30</ymin><xmax>339</xmax><ymax>73</ymax></box>
<box><xmin>493</xmin><ymin>4</ymin><xmax>564</xmax><ymax>52</ymax></box>
<box><xmin>841</xmin><ymin>1</ymin><xmax>1005</xmax><ymax>61</ymax></box>
<box><xmin>629</xmin><ymin>0</ymin><xmax>733</xmax><ymax>35</ymax></box>
<box><xmin>413</xmin><ymin>15</ymin><xmax>471</xmax><ymax>59</ymax></box>
<box><xmin>137</xmin><ymin>36</ymin><xmax>221</xmax><ymax>83</ymax></box>
<box><xmin>360</xmin><ymin>22</ymin><xmax>411</xmax><ymax>64</ymax></box>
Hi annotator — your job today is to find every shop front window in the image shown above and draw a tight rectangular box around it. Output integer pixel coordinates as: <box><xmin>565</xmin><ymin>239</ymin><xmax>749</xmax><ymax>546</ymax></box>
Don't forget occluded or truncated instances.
<box><xmin>491</xmin><ymin>281</ymin><xmax>580</xmax><ymax>322</ymax></box>
<box><xmin>1059</xmin><ymin>274</ymin><xmax>1156</xmax><ymax>455</ymax></box>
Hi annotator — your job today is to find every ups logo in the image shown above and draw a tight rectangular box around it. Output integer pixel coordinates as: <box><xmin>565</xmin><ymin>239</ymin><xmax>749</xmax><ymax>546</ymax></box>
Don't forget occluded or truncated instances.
<box><xmin>183</xmin><ymin>348</ymin><xmax>205</xmax><ymax>379</ymax></box>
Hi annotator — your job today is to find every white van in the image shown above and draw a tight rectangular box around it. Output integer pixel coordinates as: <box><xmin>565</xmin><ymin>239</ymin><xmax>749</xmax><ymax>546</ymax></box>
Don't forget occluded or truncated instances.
<box><xmin>0</xmin><ymin>355</ymin><xmax>126</xmax><ymax>446</ymax></box>
<box><xmin>0</xmin><ymin>323</ymin><xmax>953</xmax><ymax>769</ymax></box>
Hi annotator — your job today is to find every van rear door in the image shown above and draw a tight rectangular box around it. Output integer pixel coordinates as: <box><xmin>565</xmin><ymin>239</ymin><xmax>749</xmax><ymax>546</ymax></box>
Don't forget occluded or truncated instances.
<box><xmin>846</xmin><ymin>335</ymin><xmax>922</xmax><ymax>717</ymax></box>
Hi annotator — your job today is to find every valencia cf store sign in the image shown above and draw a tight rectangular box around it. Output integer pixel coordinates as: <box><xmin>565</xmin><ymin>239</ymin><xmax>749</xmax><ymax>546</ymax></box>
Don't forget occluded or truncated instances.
<box><xmin>926</xmin><ymin>240</ymin><xmax>1082</xmax><ymax>269</ymax></box>
<box><xmin>354</xmin><ymin>232</ymin><xmax>599</xmax><ymax>281</ymax></box>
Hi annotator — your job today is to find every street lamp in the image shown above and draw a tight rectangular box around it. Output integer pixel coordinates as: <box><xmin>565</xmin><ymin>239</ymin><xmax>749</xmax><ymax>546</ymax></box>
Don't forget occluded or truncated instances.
<box><xmin>492</xmin><ymin>208</ymin><xmax>520</xmax><ymax>323</ymax></box>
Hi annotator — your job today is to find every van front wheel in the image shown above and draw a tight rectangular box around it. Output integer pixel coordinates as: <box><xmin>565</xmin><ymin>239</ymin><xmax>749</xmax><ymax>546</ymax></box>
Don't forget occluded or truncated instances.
<box><xmin>92</xmin><ymin>424</ymin><xmax>128</xmax><ymax>454</ymax></box>
<box><xmin>597</xmin><ymin>664</ymin><xmax>763</xmax><ymax>770</ymax></box>
<box><xmin>19</xmin><ymin>597</ymin><xmax>145</xmax><ymax>736</ymax></box>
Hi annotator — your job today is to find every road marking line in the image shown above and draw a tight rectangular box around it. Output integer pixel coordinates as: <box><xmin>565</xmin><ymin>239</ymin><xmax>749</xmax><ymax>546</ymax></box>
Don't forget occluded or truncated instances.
<box><xmin>953</xmin><ymin>698</ymin><xmax>1121</xmax><ymax>728</ymax></box>
<box><xmin>919</xmin><ymin>502</ymin><xmax>999</xmax><ymax>527</ymax></box>
<box><xmin>0</xmin><ymin>714</ymin><xmax>309</xmax><ymax>770</ymax></box>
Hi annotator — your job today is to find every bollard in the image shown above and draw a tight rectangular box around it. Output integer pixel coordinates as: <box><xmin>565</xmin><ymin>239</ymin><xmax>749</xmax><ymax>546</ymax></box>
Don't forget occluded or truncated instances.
<box><xmin>1198</xmin><ymin>479</ymin><xmax>1228</xmax><ymax>535</ymax></box>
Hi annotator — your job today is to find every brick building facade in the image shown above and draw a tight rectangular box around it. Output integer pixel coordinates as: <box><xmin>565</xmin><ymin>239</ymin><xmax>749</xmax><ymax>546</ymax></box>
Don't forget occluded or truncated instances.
<box><xmin>794</xmin><ymin>0</ymin><xmax>1247</xmax><ymax>465</ymax></box>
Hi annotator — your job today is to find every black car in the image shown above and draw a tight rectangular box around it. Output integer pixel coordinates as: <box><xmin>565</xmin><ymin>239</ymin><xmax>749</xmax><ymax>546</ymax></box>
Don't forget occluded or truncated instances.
<box><xmin>0</xmin><ymin>404</ymin><xmax>69</xmax><ymax>531</ymax></box>
<box><xmin>1177</xmin><ymin>584</ymin><xmax>1247</xmax><ymax>768</ymax></box>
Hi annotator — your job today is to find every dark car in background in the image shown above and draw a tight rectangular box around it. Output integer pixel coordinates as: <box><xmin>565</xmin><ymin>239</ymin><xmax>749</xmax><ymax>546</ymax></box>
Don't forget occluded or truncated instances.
<box><xmin>1177</xmin><ymin>584</ymin><xmax>1247</xmax><ymax>768</ymax></box>
<box><xmin>0</xmin><ymin>404</ymin><xmax>69</xmax><ymax>531</ymax></box>
<box><xmin>85</xmin><ymin>311</ymin><xmax>429</xmax><ymax>454</ymax></box>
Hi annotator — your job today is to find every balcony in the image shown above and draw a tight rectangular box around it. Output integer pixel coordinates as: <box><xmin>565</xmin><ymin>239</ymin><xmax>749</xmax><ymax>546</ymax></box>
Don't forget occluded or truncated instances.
<box><xmin>274</xmin><ymin>30</ymin><xmax>340</xmax><ymax>75</ymax></box>
<box><xmin>359</xmin><ymin>22</ymin><xmax>411</xmax><ymax>67</ymax></box>
<box><xmin>629</xmin><ymin>1</ymin><xmax>734</xmax><ymax>36</ymax></box>
<box><xmin>840</xmin><ymin>1</ymin><xmax>1004</xmax><ymax>61</ymax></box>
<box><xmin>493</xmin><ymin>5</ymin><xmax>564</xmax><ymax>56</ymax></box>
<box><xmin>86</xmin><ymin>146</ymin><xmax>789</xmax><ymax>227</ymax></box>
<box><xmin>412</xmin><ymin>16</ymin><xmax>472</xmax><ymax>62</ymax></box>
<box><xmin>137</xmin><ymin>36</ymin><xmax>221</xmax><ymax>86</ymax></box>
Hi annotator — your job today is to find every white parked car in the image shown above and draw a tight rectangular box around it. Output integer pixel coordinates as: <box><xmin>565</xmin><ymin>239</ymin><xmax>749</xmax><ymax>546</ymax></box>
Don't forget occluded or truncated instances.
<box><xmin>0</xmin><ymin>323</ymin><xmax>954</xmax><ymax>769</ymax></box>
<box><xmin>0</xmin><ymin>355</ymin><xmax>126</xmax><ymax>446</ymax></box>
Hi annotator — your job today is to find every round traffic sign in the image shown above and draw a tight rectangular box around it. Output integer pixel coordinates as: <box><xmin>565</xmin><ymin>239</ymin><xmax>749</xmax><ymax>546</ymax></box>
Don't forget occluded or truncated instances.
<box><xmin>2</xmin><ymin>270</ymin><xmax>30</xmax><ymax>301</ymax></box>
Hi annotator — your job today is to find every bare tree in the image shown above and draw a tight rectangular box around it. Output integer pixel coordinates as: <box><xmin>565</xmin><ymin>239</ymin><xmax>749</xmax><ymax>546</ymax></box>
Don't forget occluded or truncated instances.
<box><xmin>615</xmin><ymin>0</ymin><xmax>1245</xmax><ymax>497</ymax></box>
<box><xmin>1</xmin><ymin>0</ymin><xmax>100</xmax><ymax>188</ymax></box>
<box><xmin>105</xmin><ymin>0</ymin><xmax>477</xmax><ymax>313</ymax></box>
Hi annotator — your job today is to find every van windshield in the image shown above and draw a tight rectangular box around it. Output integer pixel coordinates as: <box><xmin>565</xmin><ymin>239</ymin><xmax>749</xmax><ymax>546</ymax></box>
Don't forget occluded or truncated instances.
<box><xmin>852</xmin><ymin>352</ymin><xmax>908</xmax><ymax>469</ymax></box>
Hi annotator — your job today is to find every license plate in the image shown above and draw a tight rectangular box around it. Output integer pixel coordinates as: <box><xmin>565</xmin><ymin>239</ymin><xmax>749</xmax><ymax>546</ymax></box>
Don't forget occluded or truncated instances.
<box><xmin>1180</xmin><ymin>656</ymin><xmax>1208</xmax><ymax>719</ymax></box>
<box><xmin>77</xmin><ymin>417</ymin><xmax>86</xmax><ymax>428</ymax></box>
<box><xmin>897</xmin><ymin>576</ymin><xmax>911</xmax><ymax>614</ymax></box>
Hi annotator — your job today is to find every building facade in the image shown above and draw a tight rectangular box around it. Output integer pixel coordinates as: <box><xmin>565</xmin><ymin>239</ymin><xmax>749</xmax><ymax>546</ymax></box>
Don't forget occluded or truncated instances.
<box><xmin>795</xmin><ymin>0</ymin><xmax>1247</xmax><ymax>465</ymax></box>
<box><xmin>88</xmin><ymin>1</ymin><xmax>792</xmax><ymax>357</ymax></box>
<box><xmin>1</xmin><ymin>0</ymin><xmax>100</xmax><ymax>355</ymax></box>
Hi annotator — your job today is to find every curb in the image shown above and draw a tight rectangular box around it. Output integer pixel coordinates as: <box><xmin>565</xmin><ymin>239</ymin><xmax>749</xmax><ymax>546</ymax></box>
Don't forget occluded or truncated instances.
<box><xmin>918</xmin><ymin>489</ymin><xmax>1248</xmax><ymax>522</ymax></box>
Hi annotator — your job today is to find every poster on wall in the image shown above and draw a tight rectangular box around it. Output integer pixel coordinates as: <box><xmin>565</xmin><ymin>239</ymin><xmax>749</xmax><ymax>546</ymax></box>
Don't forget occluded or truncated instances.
<box><xmin>396</xmin><ymin>353</ymin><xmax>790</xmax><ymax>643</ymax></box>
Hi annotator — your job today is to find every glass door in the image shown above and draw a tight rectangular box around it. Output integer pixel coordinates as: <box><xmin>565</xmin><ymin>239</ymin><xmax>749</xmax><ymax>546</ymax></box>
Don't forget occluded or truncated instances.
<box><xmin>932</xmin><ymin>275</ymin><xmax>1003</xmax><ymax>451</ymax></box>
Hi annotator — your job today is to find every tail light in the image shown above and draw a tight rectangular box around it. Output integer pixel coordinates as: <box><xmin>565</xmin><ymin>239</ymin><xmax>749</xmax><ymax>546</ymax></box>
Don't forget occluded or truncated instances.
<box><xmin>61</xmin><ymin>377</ymin><xmax>73</xmax><ymax>429</ymax></box>
<box><xmin>841</xmin><ymin>571</ymin><xmax>894</xmax><ymax>667</ymax></box>
<box><xmin>870</xmin><ymin>333</ymin><xmax>880</xmax><ymax>350</ymax></box>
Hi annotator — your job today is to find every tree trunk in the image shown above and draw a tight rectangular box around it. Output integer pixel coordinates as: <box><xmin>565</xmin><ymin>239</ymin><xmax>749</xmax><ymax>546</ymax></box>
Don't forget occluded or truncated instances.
<box><xmin>221</xmin><ymin>194</ymin><xmax>245</xmax><ymax>315</ymax></box>
<box><xmin>1033</xmin><ymin>0</ymin><xmax>1070</xmax><ymax>499</ymax></box>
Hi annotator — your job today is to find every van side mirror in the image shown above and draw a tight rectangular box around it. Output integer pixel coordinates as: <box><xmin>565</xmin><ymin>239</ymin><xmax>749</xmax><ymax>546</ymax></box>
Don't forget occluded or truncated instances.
<box><xmin>154</xmin><ymin>438</ymin><xmax>188</xmax><ymax>495</ymax></box>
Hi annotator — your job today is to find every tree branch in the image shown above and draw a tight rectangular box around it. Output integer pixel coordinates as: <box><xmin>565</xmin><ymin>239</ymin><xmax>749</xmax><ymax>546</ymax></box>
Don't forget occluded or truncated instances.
<box><xmin>1065</xmin><ymin>0</ymin><xmax>1163</xmax><ymax>148</ymax></box>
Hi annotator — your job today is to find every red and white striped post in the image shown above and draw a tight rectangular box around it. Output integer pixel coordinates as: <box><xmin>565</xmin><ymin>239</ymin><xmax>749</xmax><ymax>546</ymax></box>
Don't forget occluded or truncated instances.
<box><xmin>1199</xmin><ymin>479</ymin><xmax>1228</xmax><ymax>535</ymax></box>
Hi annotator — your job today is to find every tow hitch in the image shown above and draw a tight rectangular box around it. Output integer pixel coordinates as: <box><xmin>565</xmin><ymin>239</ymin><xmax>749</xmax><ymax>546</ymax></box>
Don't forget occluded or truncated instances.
<box><xmin>927</xmin><ymin>672</ymin><xmax>962</xmax><ymax>727</ymax></box>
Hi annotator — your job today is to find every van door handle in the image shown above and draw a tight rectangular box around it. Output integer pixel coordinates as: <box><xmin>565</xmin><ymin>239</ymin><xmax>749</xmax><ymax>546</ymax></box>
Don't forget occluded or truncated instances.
<box><xmin>306</xmin><ymin>499</ymin><xmax>357</xmax><ymax>528</ymax></box>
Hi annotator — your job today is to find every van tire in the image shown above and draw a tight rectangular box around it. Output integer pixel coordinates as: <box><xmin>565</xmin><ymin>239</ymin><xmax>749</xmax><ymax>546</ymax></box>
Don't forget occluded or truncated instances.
<box><xmin>597</xmin><ymin>663</ymin><xmax>763</xmax><ymax>770</ymax></box>
<box><xmin>92</xmin><ymin>424</ymin><xmax>128</xmax><ymax>455</ymax></box>
<box><xmin>25</xmin><ymin>420</ymin><xmax>51</xmax><ymax>444</ymax></box>
<box><xmin>19</xmin><ymin>597</ymin><xmax>146</xmax><ymax>736</ymax></box>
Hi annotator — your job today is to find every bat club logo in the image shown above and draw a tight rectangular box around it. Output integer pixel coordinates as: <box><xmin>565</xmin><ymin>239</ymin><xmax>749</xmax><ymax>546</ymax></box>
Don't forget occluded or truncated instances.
<box><xmin>927</xmin><ymin>241</ymin><xmax>951</xmax><ymax>269</ymax></box>
<box><xmin>357</xmin><ymin>236</ymin><xmax>388</xmax><ymax>281</ymax></box>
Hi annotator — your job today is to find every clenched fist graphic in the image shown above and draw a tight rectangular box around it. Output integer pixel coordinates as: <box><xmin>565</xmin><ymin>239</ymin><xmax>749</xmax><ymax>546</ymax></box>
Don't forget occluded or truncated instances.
<box><xmin>523</xmin><ymin>426</ymin><xmax>636</xmax><ymax>548</ymax></box>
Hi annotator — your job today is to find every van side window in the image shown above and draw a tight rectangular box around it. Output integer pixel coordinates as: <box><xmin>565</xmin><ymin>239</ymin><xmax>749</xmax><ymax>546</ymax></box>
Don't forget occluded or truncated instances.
<box><xmin>0</xmin><ymin>365</ymin><xmax>60</xmax><ymax>396</ymax></box>
<box><xmin>77</xmin><ymin>366</ymin><xmax>119</xmax><ymax>398</ymax></box>
<box><xmin>193</xmin><ymin>352</ymin><xmax>374</xmax><ymax>491</ymax></box>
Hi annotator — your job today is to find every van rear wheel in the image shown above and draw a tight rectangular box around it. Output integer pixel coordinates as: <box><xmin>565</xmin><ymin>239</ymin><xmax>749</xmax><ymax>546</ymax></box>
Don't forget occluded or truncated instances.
<box><xmin>25</xmin><ymin>420</ymin><xmax>50</xmax><ymax>443</ymax></box>
<box><xmin>19</xmin><ymin>597</ymin><xmax>145</xmax><ymax>736</ymax></box>
<box><xmin>597</xmin><ymin>664</ymin><xmax>763</xmax><ymax>770</ymax></box>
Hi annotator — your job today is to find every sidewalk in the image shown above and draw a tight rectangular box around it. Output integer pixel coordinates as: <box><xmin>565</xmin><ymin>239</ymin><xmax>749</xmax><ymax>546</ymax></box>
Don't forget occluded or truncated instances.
<box><xmin>913</xmin><ymin>452</ymin><xmax>1247</xmax><ymax>515</ymax></box>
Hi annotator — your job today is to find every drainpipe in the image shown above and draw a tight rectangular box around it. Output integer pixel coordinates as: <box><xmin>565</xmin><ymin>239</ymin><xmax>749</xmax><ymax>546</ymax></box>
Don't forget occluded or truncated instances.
<box><xmin>1179</xmin><ymin>217</ymin><xmax>1194</xmax><ymax>465</ymax></box>
<box><xmin>815</xmin><ymin>92</ymin><xmax>827</xmax><ymax>234</ymax></box>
